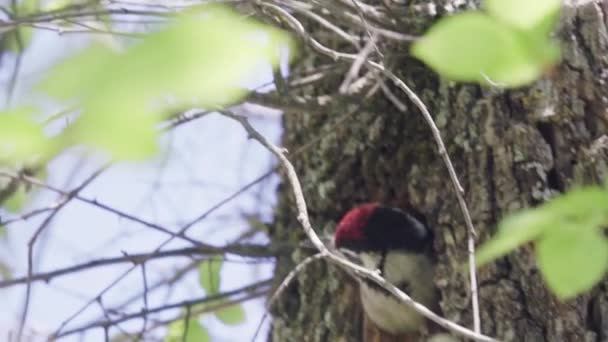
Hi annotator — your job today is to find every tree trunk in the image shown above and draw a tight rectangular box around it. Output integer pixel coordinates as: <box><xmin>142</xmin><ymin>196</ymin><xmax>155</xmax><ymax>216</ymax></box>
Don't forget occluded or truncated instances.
<box><xmin>268</xmin><ymin>1</ymin><xmax>608</xmax><ymax>341</ymax></box>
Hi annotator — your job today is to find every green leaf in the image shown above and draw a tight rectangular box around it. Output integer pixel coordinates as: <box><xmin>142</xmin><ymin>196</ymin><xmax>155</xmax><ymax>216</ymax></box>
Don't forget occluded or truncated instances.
<box><xmin>477</xmin><ymin>187</ymin><xmax>608</xmax><ymax>267</ymax></box>
<box><xmin>215</xmin><ymin>303</ymin><xmax>246</xmax><ymax>325</ymax></box>
<box><xmin>411</xmin><ymin>12</ymin><xmax>555</xmax><ymax>87</ymax></box>
<box><xmin>4</xmin><ymin>185</ymin><xmax>27</xmax><ymax>213</ymax></box>
<box><xmin>21</xmin><ymin>0</ymin><xmax>41</xmax><ymax>13</ymax></box>
<box><xmin>4</xmin><ymin>0</ymin><xmax>39</xmax><ymax>52</ymax></box>
<box><xmin>0</xmin><ymin>261</ymin><xmax>11</xmax><ymax>281</ymax></box>
<box><xmin>44</xmin><ymin>0</ymin><xmax>71</xmax><ymax>11</ymax></box>
<box><xmin>4</xmin><ymin>28</ymin><xmax>34</xmax><ymax>53</ymax></box>
<box><xmin>476</xmin><ymin>209</ymin><xmax>551</xmax><ymax>266</ymax></box>
<box><xmin>520</xmin><ymin>33</ymin><xmax>561</xmax><ymax>71</ymax></box>
<box><xmin>3</xmin><ymin>168</ymin><xmax>48</xmax><ymax>213</ymax></box>
<box><xmin>165</xmin><ymin>319</ymin><xmax>209</xmax><ymax>342</ymax></box>
<box><xmin>0</xmin><ymin>225</ymin><xmax>7</xmax><ymax>241</ymax></box>
<box><xmin>0</xmin><ymin>108</ymin><xmax>52</xmax><ymax>163</ymax></box>
<box><xmin>544</xmin><ymin>187</ymin><xmax>608</xmax><ymax>225</ymax></box>
<box><xmin>63</xmin><ymin>102</ymin><xmax>160</xmax><ymax>160</ymax></box>
<box><xmin>198</xmin><ymin>257</ymin><xmax>223</xmax><ymax>295</ymax></box>
<box><xmin>41</xmin><ymin>44</ymin><xmax>118</xmax><ymax>102</ymax></box>
<box><xmin>537</xmin><ymin>225</ymin><xmax>608</xmax><ymax>299</ymax></box>
<box><xmin>485</xmin><ymin>0</ymin><xmax>561</xmax><ymax>32</ymax></box>
<box><xmin>40</xmin><ymin>6</ymin><xmax>292</xmax><ymax>161</ymax></box>
<box><xmin>245</xmin><ymin>214</ymin><xmax>270</xmax><ymax>233</ymax></box>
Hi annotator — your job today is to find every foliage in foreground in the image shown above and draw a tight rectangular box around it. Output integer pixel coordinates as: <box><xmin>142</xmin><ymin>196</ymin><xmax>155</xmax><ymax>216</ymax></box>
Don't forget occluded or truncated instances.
<box><xmin>0</xmin><ymin>0</ymin><xmax>604</xmax><ymax>339</ymax></box>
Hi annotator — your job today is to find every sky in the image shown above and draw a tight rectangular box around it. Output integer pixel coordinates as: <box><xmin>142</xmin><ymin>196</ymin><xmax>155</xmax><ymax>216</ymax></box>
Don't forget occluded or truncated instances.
<box><xmin>0</xmin><ymin>12</ymin><xmax>284</xmax><ymax>342</ymax></box>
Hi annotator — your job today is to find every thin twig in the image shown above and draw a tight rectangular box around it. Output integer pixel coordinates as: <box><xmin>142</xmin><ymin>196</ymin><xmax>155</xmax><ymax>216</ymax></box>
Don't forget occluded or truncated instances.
<box><xmin>0</xmin><ymin>171</ymin><xmax>207</xmax><ymax>247</ymax></box>
<box><xmin>339</xmin><ymin>32</ymin><xmax>378</xmax><ymax>94</ymax></box>
<box><xmin>0</xmin><ymin>8</ymin><xmax>170</xmax><ymax>33</ymax></box>
<box><xmin>182</xmin><ymin>305</ymin><xmax>192</xmax><ymax>342</ymax></box>
<box><xmin>5</xmin><ymin>0</ymin><xmax>22</xmax><ymax>107</ymax></box>
<box><xmin>97</xmin><ymin>296</ymin><xmax>132</xmax><ymax>339</ymax></box>
<box><xmin>251</xmin><ymin>252</ymin><xmax>324</xmax><ymax>341</ymax></box>
<box><xmin>134</xmin><ymin>290</ymin><xmax>266</xmax><ymax>338</ymax></box>
<box><xmin>104</xmin><ymin>260</ymin><xmax>200</xmax><ymax>317</ymax></box>
<box><xmin>0</xmin><ymin>205</ymin><xmax>58</xmax><ymax>226</ymax></box>
<box><xmin>16</xmin><ymin>167</ymin><xmax>103</xmax><ymax>342</ymax></box>
<box><xmin>51</xmin><ymin>167</ymin><xmax>273</xmax><ymax>337</ymax></box>
<box><xmin>138</xmin><ymin>263</ymin><xmax>150</xmax><ymax>340</ymax></box>
<box><xmin>0</xmin><ymin>244</ymin><xmax>278</xmax><ymax>288</ymax></box>
<box><xmin>54</xmin><ymin>279</ymin><xmax>272</xmax><ymax>339</ymax></box>
<box><xmin>276</xmin><ymin>0</ymin><xmax>417</xmax><ymax>42</ymax></box>
<box><xmin>349</xmin><ymin>0</ymin><xmax>383</xmax><ymax>57</ymax></box>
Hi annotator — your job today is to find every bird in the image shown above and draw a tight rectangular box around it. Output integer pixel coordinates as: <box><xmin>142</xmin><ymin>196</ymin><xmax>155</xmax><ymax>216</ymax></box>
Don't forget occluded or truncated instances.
<box><xmin>334</xmin><ymin>203</ymin><xmax>439</xmax><ymax>341</ymax></box>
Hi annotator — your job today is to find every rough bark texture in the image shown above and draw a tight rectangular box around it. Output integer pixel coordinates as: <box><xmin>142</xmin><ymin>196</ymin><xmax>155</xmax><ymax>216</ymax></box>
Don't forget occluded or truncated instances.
<box><xmin>268</xmin><ymin>1</ymin><xmax>608</xmax><ymax>341</ymax></box>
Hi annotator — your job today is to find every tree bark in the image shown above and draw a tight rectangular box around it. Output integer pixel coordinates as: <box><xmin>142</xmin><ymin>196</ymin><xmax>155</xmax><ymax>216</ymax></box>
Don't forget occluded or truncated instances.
<box><xmin>268</xmin><ymin>1</ymin><xmax>608</xmax><ymax>341</ymax></box>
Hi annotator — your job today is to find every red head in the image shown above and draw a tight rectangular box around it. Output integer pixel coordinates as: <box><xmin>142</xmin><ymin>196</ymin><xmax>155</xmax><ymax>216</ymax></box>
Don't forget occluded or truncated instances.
<box><xmin>334</xmin><ymin>203</ymin><xmax>378</xmax><ymax>249</ymax></box>
<box><xmin>334</xmin><ymin>203</ymin><xmax>432</xmax><ymax>253</ymax></box>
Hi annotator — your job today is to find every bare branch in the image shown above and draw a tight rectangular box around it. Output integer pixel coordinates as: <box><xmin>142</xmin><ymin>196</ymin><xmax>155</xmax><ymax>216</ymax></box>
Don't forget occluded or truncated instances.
<box><xmin>17</xmin><ymin>167</ymin><xmax>103</xmax><ymax>342</ymax></box>
<box><xmin>0</xmin><ymin>244</ymin><xmax>279</xmax><ymax>289</ymax></box>
<box><xmin>51</xmin><ymin>164</ymin><xmax>273</xmax><ymax>336</ymax></box>
<box><xmin>53</xmin><ymin>279</ymin><xmax>272</xmax><ymax>339</ymax></box>
<box><xmin>0</xmin><ymin>171</ymin><xmax>207</xmax><ymax>247</ymax></box>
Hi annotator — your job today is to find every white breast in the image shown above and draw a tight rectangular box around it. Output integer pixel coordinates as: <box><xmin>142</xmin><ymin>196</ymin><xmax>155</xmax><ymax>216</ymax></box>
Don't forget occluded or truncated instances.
<box><xmin>359</xmin><ymin>251</ymin><xmax>436</xmax><ymax>334</ymax></box>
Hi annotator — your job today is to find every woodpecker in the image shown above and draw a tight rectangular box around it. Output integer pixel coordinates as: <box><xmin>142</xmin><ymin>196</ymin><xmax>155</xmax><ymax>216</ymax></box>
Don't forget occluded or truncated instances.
<box><xmin>334</xmin><ymin>203</ymin><xmax>437</xmax><ymax>335</ymax></box>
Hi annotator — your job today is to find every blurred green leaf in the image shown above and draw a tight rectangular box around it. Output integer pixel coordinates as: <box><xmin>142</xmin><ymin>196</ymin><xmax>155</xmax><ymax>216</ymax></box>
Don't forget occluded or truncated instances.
<box><xmin>0</xmin><ymin>260</ymin><xmax>11</xmax><ymax>280</ymax></box>
<box><xmin>245</xmin><ymin>215</ymin><xmax>270</xmax><ymax>233</ymax></box>
<box><xmin>22</xmin><ymin>0</ymin><xmax>41</xmax><ymax>13</ymax></box>
<box><xmin>485</xmin><ymin>0</ymin><xmax>561</xmax><ymax>32</ymax></box>
<box><xmin>477</xmin><ymin>187</ymin><xmax>608</xmax><ymax>267</ymax></box>
<box><xmin>165</xmin><ymin>319</ymin><xmax>209</xmax><ymax>342</ymax></box>
<box><xmin>537</xmin><ymin>225</ymin><xmax>608</xmax><ymax>299</ymax></box>
<box><xmin>44</xmin><ymin>0</ymin><xmax>71</xmax><ymax>11</ymax></box>
<box><xmin>543</xmin><ymin>187</ymin><xmax>608</xmax><ymax>225</ymax></box>
<box><xmin>4</xmin><ymin>185</ymin><xmax>27</xmax><ymax>213</ymax></box>
<box><xmin>0</xmin><ymin>108</ymin><xmax>52</xmax><ymax>163</ymax></box>
<box><xmin>63</xmin><ymin>102</ymin><xmax>160</xmax><ymax>160</ymax></box>
<box><xmin>411</xmin><ymin>12</ymin><xmax>550</xmax><ymax>87</ymax></box>
<box><xmin>520</xmin><ymin>32</ymin><xmax>561</xmax><ymax>72</ymax></box>
<box><xmin>412</xmin><ymin>12</ymin><xmax>559</xmax><ymax>87</ymax></box>
<box><xmin>476</xmin><ymin>209</ymin><xmax>550</xmax><ymax>266</ymax></box>
<box><xmin>41</xmin><ymin>6</ymin><xmax>292</xmax><ymax>160</ymax></box>
<box><xmin>215</xmin><ymin>303</ymin><xmax>246</xmax><ymax>325</ymax></box>
<box><xmin>198</xmin><ymin>257</ymin><xmax>222</xmax><ymax>295</ymax></box>
<box><xmin>4</xmin><ymin>0</ymin><xmax>39</xmax><ymax>52</ymax></box>
<box><xmin>4</xmin><ymin>28</ymin><xmax>34</xmax><ymax>53</ymax></box>
<box><xmin>0</xmin><ymin>225</ymin><xmax>7</xmax><ymax>241</ymax></box>
<box><xmin>42</xmin><ymin>45</ymin><xmax>118</xmax><ymax>102</ymax></box>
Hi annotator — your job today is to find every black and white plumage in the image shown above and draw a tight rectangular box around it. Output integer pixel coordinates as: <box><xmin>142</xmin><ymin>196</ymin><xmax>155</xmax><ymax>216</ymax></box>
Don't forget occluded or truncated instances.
<box><xmin>334</xmin><ymin>203</ymin><xmax>437</xmax><ymax>335</ymax></box>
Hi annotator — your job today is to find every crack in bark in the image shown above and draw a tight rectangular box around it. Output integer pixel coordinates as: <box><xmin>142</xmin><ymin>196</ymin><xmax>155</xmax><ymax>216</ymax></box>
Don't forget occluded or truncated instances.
<box><xmin>535</xmin><ymin>122</ymin><xmax>564</xmax><ymax>192</ymax></box>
